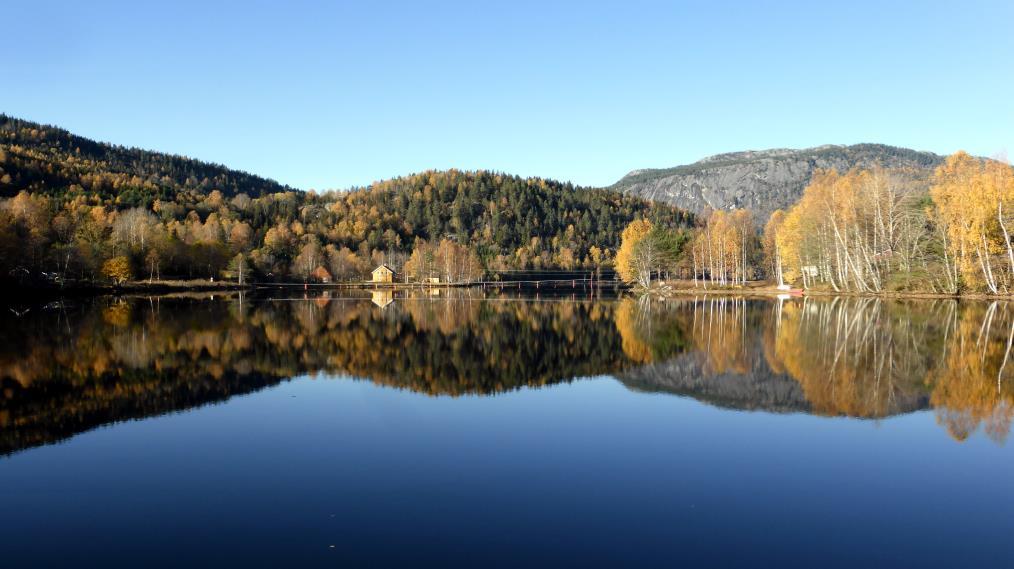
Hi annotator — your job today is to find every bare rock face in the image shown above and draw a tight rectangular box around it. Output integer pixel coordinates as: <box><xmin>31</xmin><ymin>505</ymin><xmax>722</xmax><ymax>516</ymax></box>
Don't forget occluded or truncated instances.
<box><xmin>617</xmin><ymin>350</ymin><xmax>812</xmax><ymax>414</ymax></box>
<box><xmin>616</xmin><ymin>347</ymin><xmax>929</xmax><ymax>418</ymax></box>
<box><xmin>608</xmin><ymin>143</ymin><xmax>944</xmax><ymax>220</ymax></box>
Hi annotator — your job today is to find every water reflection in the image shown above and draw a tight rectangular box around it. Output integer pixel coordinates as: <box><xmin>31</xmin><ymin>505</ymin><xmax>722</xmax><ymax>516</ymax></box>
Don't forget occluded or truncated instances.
<box><xmin>2</xmin><ymin>291</ymin><xmax>1013</xmax><ymax>455</ymax></box>
<box><xmin>620</xmin><ymin>296</ymin><xmax>1014</xmax><ymax>443</ymax></box>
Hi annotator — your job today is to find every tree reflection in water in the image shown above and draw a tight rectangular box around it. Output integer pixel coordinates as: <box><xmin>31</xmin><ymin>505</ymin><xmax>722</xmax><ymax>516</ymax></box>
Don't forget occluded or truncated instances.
<box><xmin>618</xmin><ymin>295</ymin><xmax>1014</xmax><ymax>443</ymax></box>
<box><xmin>1</xmin><ymin>291</ymin><xmax>1012</xmax><ymax>455</ymax></box>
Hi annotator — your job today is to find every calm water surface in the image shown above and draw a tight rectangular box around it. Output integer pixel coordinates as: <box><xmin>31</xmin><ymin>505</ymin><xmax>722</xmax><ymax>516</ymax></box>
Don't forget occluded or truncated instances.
<box><xmin>1</xmin><ymin>290</ymin><xmax>1013</xmax><ymax>567</ymax></box>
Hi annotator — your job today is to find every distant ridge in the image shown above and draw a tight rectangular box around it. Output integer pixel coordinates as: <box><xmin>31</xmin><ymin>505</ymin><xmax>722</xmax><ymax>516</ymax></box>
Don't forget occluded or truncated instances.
<box><xmin>0</xmin><ymin>114</ymin><xmax>948</xmax><ymax>224</ymax></box>
<box><xmin>608</xmin><ymin>143</ymin><xmax>945</xmax><ymax>219</ymax></box>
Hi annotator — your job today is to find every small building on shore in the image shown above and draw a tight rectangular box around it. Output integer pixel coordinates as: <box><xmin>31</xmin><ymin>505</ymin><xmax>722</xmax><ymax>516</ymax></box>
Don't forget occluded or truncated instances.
<box><xmin>372</xmin><ymin>264</ymin><xmax>395</xmax><ymax>283</ymax></box>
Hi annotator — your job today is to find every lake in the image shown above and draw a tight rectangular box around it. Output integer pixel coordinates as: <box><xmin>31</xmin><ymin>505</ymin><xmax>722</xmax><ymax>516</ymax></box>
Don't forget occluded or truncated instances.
<box><xmin>1</xmin><ymin>290</ymin><xmax>1013</xmax><ymax>567</ymax></box>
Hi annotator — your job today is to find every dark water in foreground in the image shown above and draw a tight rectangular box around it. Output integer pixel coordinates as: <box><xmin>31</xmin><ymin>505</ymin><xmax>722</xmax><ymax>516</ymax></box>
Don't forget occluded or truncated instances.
<box><xmin>1</xmin><ymin>290</ymin><xmax>1013</xmax><ymax>567</ymax></box>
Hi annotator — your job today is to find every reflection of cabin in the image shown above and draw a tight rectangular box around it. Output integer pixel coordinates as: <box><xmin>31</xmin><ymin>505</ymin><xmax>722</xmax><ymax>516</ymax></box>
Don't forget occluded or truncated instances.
<box><xmin>311</xmin><ymin>266</ymin><xmax>332</xmax><ymax>283</ymax></box>
<box><xmin>371</xmin><ymin>290</ymin><xmax>394</xmax><ymax>308</ymax></box>
<box><xmin>372</xmin><ymin>264</ymin><xmax>395</xmax><ymax>283</ymax></box>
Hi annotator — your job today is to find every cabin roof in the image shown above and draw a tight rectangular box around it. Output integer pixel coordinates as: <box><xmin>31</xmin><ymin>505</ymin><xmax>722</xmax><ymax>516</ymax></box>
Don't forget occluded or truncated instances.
<box><xmin>372</xmin><ymin>264</ymin><xmax>395</xmax><ymax>274</ymax></box>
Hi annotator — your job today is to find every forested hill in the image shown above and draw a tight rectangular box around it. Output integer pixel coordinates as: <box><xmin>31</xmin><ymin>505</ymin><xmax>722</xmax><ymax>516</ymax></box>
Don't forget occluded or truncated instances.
<box><xmin>0</xmin><ymin>114</ymin><xmax>291</xmax><ymax>204</ymax></box>
<box><xmin>336</xmin><ymin>170</ymin><xmax>689</xmax><ymax>260</ymax></box>
<box><xmin>0</xmin><ymin>115</ymin><xmax>691</xmax><ymax>284</ymax></box>
<box><xmin>609</xmin><ymin>143</ymin><xmax>944</xmax><ymax>219</ymax></box>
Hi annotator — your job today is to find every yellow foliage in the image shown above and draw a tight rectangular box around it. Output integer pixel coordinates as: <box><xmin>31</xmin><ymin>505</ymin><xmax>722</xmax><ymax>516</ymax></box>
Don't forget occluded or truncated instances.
<box><xmin>615</xmin><ymin>219</ymin><xmax>653</xmax><ymax>283</ymax></box>
<box><xmin>614</xmin><ymin>299</ymin><xmax>653</xmax><ymax>363</ymax></box>
<box><xmin>101</xmin><ymin>255</ymin><xmax>132</xmax><ymax>284</ymax></box>
<box><xmin>929</xmin><ymin>152</ymin><xmax>1014</xmax><ymax>293</ymax></box>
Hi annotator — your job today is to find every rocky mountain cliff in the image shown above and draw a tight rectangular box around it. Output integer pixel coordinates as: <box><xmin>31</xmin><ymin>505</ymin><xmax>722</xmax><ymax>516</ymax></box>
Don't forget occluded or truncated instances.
<box><xmin>618</xmin><ymin>352</ymin><xmax>811</xmax><ymax>414</ymax></box>
<box><xmin>608</xmin><ymin>143</ymin><xmax>944</xmax><ymax>220</ymax></box>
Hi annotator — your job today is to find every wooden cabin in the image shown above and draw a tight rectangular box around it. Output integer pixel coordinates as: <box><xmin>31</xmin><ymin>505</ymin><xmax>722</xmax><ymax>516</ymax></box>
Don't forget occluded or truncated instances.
<box><xmin>372</xmin><ymin>264</ymin><xmax>395</xmax><ymax>283</ymax></box>
<box><xmin>425</xmin><ymin>276</ymin><xmax>441</xmax><ymax>284</ymax></box>
<box><xmin>311</xmin><ymin>266</ymin><xmax>332</xmax><ymax>283</ymax></box>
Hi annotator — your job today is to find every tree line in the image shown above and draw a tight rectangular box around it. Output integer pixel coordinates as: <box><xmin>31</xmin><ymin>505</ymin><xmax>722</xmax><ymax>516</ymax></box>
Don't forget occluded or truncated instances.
<box><xmin>616</xmin><ymin>151</ymin><xmax>1014</xmax><ymax>295</ymax></box>
<box><xmin>770</xmin><ymin>152</ymin><xmax>1014</xmax><ymax>294</ymax></box>
<box><xmin>0</xmin><ymin>116</ymin><xmax>692</xmax><ymax>287</ymax></box>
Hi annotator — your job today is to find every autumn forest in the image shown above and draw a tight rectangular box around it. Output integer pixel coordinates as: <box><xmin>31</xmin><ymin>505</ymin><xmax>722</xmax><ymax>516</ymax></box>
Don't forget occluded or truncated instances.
<box><xmin>0</xmin><ymin>115</ymin><xmax>689</xmax><ymax>288</ymax></box>
<box><xmin>3</xmin><ymin>114</ymin><xmax>1013</xmax><ymax>296</ymax></box>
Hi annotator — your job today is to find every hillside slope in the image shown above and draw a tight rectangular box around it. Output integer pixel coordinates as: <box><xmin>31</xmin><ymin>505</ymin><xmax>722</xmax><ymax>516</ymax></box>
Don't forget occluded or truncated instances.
<box><xmin>0</xmin><ymin>114</ymin><xmax>291</xmax><ymax>205</ymax></box>
<box><xmin>609</xmin><ymin>144</ymin><xmax>944</xmax><ymax>219</ymax></box>
<box><xmin>0</xmin><ymin>115</ymin><xmax>691</xmax><ymax>283</ymax></box>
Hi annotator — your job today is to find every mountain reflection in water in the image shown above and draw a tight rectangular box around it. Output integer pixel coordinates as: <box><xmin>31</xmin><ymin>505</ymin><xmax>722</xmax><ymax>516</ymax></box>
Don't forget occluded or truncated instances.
<box><xmin>2</xmin><ymin>290</ymin><xmax>1013</xmax><ymax>455</ymax></box>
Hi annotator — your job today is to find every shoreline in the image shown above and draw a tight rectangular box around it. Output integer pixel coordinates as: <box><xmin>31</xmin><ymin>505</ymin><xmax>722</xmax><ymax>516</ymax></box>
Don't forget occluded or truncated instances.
<box><xmin>1</xmin><ymin>278</ymin><xmax>618</xmax><ymax>302</ymax></box>
<box><xmin>4</xmin><ymin>280</ymin><xmax>254</xmax><ymax>301</ymax></box>
<box><xmin>637</xmin><ymin>281</ymin><xmax>1012</xmax><ymax>301</ymax></box>
<box><xmin>6</xmin><ymin>279</ymin><xmax>1012</xmax><ymax>302</ymax></box>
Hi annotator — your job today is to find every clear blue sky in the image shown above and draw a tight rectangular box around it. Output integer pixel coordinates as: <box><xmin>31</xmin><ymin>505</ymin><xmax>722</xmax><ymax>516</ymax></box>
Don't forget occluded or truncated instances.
<box><xmin>5</xmin><ymin>0</ymin><xmax>1013</xmax><ymax>190</ymax></box>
